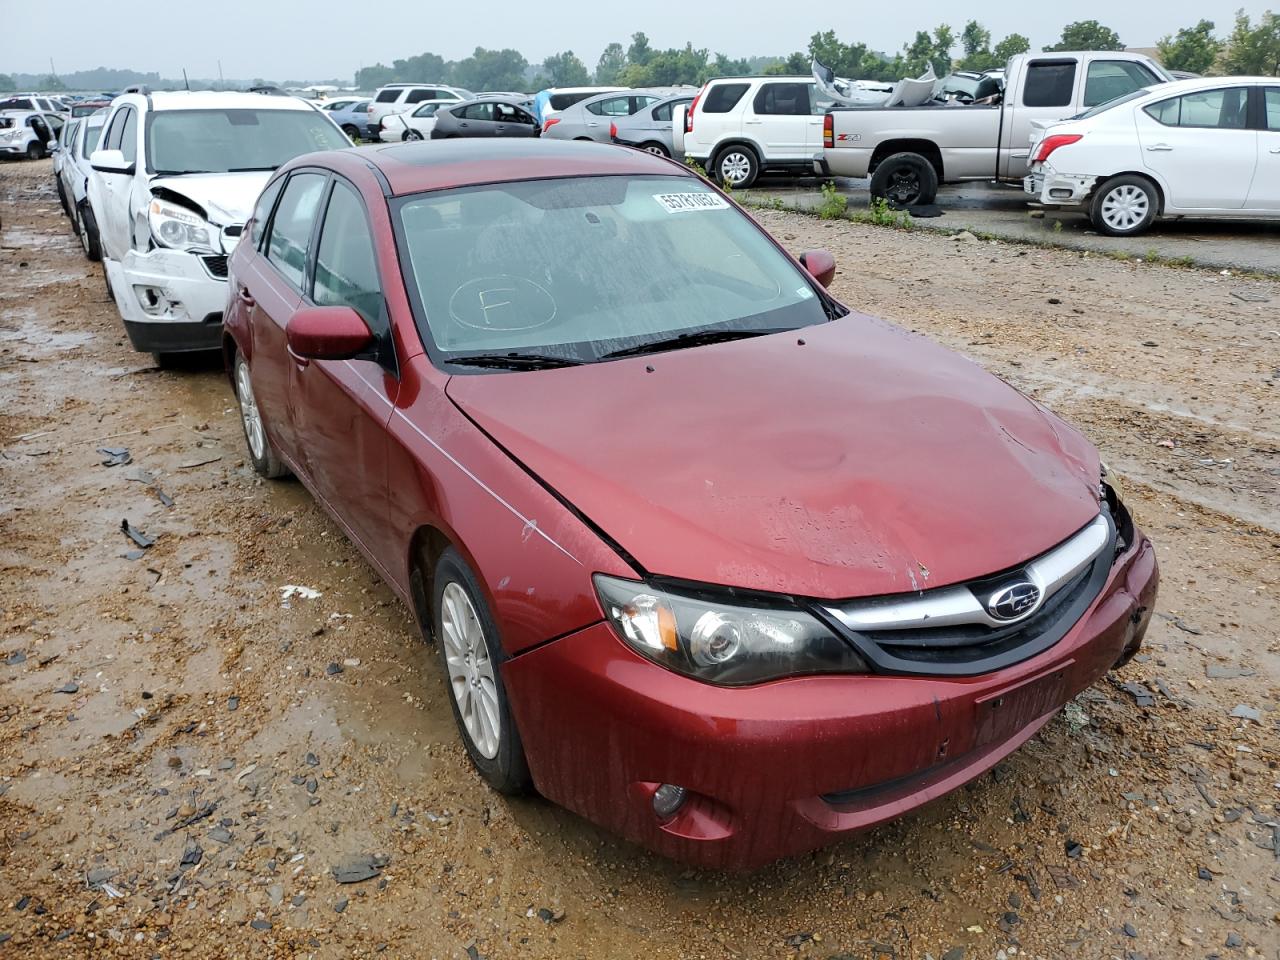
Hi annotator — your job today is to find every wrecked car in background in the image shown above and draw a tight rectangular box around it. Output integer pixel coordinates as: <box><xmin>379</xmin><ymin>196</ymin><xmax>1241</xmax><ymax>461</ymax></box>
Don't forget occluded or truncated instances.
<box><xmin>222</xmin><ymin>137</ymin><xmax>1158</xmax><ymax>870</ymax></box>
<box><xmin>818</xmin><ymin>51</ymin><xmax>1170</xmax><ymax>206</ymax></box>
<box><xmin>87</xmin><ymin>87</ymin><xmax>350</xmax><ymax>363</ymax></box>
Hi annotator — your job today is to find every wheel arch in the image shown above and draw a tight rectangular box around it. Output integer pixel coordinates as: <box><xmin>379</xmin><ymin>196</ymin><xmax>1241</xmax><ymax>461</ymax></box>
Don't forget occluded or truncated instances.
<box><xmin>407</xmin><ymin>524</ymin><xmax>455</xmax><ymax>637</ymax></box>
<box><xmin>1094</xmin><ymin>171</ymin><xmax>1166</xmax><ymax>215</ymax></box>
<box><xmin>869</xmin><ymin>139</ymin><xmax>945</xmax><ymax>182</ymax></box>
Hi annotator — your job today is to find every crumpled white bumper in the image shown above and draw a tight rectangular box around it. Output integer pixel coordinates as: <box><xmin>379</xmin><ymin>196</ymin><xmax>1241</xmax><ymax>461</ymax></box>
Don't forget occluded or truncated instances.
<box><xmin>105</xmin><ymin>248</ymin><xmax>228</xmax><ymax>353</ymax></box>
<box><xmin>1024</xmin><ymin>164</ymin><xmax>1095</xmax><ymax>206</ymax></box>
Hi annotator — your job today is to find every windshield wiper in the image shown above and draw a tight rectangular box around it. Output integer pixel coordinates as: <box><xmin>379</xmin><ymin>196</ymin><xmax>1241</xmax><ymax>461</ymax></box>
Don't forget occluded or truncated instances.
<box><xmin>599</xmin><ymin>328</ymin><xmax>787</xmax><ymax>360</ymax></box>
<box><xmin>446</xmin><ymin>353</ymin><xmax>585</xmax><ymax>370</ymax></box>
<box><xmin>154</xmin><ymin>170</ymin><xmax>216</xmax><ymax>176</ymax></box>
<box><xmin>227</xmin><ymin>165</ymin><xmax>279</xmax><ymax>172</ymax></box>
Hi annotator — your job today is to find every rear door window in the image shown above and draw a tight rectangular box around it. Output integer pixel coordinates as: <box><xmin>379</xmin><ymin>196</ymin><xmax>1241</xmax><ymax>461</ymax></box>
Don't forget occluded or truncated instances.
<box><xmin>1264</xmin><ymin>88</ymin><xmax>1280</xmax><ymax>130</ymax></box>
<box><xmin>462</xmin><ymin>102</ymin><xmax>495</xmax><ymax>121</ymax></box>
<box><xmin>752</xmin><ymin>82</ymin><xmax>811</xmax><ymax>116</ymax></box>
<box><xmin>1083</xmin><ymin>60</ymin><xmax>1161</xmax><ymax>108</ymax></box>
<box><xmin>1023</xmin><ymin>61</ymin><xmax>1078</xmax><ymax>107</ymax></box>
<box><xmin>702</xmin><ymin>83</ymin><xmax>749</xmax><ymax>113</ymax></box>
<box><xmin>586</xmin><ymin>96</ymin><xmax>632</xmax><ymax>116</ymax></box>
<box><xmin>1145</xmin><ymin>87</ymin><xmax>1249</xmax><ymax>128</ymax></box>
<box><xmin>266</xmin><ymin>172</ymin><xmax>327</xmax><ymax>290</ymax></box>
<box><xmin>374</xmin><ymin>89</ymin><xmax>400</xmax><ymax>103</ymax></box>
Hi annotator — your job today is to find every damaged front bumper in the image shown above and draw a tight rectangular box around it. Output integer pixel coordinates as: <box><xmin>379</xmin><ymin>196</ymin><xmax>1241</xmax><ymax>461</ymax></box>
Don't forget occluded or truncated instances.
<box><xmin>503</xmin><ymin>525</ymin><xmax>1158</xmax><ymax>870</ymax></box>
<box><xmin>105</xmin><ymin>248</ymin><xmax>228</xmax><ymax>354</ymax></box>
<box><xmin>1025</xmin><ymin>164</ymin><xmax>1096</xmax><ymax>207</ymax></box>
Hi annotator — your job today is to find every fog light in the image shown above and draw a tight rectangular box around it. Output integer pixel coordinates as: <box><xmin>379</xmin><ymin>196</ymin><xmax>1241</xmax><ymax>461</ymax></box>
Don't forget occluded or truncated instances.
<box><xmin>652</xmin><ymin>783</ymin><xmax>687</xmax><ymax>820</ymax></box>
<box><xmin>1049</xmin><ymin>188</ymin><xmax>1073</xmax><ymax>199</ymax></box>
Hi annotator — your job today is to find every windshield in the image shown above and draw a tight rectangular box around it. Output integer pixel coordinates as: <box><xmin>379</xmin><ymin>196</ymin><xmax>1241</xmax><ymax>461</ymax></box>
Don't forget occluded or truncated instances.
<box><xmin>396</xmin><ymin>175</ymin><xmax>831</xmax><ymax>365</ymax></box>
<box><xmin>147</xmin><ymin>109</ymin><xmax>349</xmax><ymax>175</ymax></box>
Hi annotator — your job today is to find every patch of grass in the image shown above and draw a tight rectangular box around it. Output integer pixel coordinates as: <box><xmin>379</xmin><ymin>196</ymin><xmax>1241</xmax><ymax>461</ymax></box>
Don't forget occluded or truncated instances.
<box><xmin>851</xmin><ymin>197</ymin><xmax>913</xmax><ymax>230</ymax></box>
<box><xmin>683</xmin><ymin>157</ymin><xmax>707</xmax><ymax>178</ymax></box>
<box><xmin>817</xmin><ymin>181</ymin><xmax>848</xmax><ymax>220</ymax></box>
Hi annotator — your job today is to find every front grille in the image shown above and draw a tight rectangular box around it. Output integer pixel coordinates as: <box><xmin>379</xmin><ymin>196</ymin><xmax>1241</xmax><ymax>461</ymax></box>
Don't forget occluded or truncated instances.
<box><xmin>202</xmin><ymin>255</ymin><xmax>228</xmax><ymax>279</ymax></box>
<box><xmin>816</xmin><ymin>511</ymin><xmax>1118</xmax><ymax>677</ymax></box>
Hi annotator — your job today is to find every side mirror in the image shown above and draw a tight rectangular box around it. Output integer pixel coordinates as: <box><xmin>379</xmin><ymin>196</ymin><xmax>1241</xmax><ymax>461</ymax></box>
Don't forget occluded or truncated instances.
<box><xmin>90</xmin><ymin>148</ymin><xmax>134</xmax><ymax>175</ymax></box>
<box><xmin>286</xmin><ymin>306</ymin><xmax>374</xmax><ymax>361</ymax></box>
<box><xmin>799</xmin><ymin>249</ymin><xmax>836</xmax><ymax>288</ymax></box>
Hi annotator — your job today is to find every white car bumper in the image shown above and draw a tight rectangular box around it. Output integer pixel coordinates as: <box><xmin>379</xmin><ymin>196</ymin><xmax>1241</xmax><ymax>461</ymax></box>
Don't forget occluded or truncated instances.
<box><xmin>1024</xmin><ymin>165</ymin><xmax>1095</xmax><ymax>207</ymax></box>
<box><xmin>105</xmin><ymin>248</ymin><xmax>228</xmax><ymax>354</ymax></box>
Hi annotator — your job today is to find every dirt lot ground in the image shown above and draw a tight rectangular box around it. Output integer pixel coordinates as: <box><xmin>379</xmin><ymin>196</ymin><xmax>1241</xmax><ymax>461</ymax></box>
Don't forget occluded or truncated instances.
<box><xmin>1</xmin><ymin>158</ymin><xmax>1277</xmax><ymax>960</ymax></box>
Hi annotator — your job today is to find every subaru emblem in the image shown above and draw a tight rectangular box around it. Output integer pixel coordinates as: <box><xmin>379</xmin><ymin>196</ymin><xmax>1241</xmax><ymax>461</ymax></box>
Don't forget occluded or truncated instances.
<box><xmin>987</xmin><ymin>582</ymin><xmax>1042</xmax><ymax>622</ymax></box>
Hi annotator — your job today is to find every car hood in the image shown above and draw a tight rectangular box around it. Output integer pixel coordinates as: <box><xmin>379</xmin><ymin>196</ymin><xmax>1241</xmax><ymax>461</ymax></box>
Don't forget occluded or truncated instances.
<box><xmin>446</xmin><ymin>314</ymin><xmax>1103</xmax><ymax>599</ymax></box>
<box><xmin>148</xmin><ymin>171</ymin><xmax>273</xmax><ymax>226</ymax></box>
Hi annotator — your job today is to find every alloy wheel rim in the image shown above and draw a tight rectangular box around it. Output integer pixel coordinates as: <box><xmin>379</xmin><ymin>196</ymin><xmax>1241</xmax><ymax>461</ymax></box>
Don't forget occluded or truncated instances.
<box><xmin>440</xmin><ymin>581</ymin><xmax>501</xmax><ymax>760</ymax></box>
<box><xmin>644</xmin><ymin>145</ymin><xmax>665</xmax><ymax>155</ymax></box>
<box><xmin>78</xmin><ymin>212</ymin><xmax>89</xmax><ymax>253</ymax></box>
<box><xmin>406</xmin><ymin>130</ymin><xmax>422</xmax><ymax>141</ymax></box>
<box><xmin>1101</xmin><ymin>185</ymin><xmax>1149</xmax><ymax>231</ymax></box>
<box><xmin>235</xmin><ymin>361</ymin><xmax>266</xmax><ymax>460</ymax></box>
<box><xmin>888</xmin><ymin>169</ymin><xmax>921</xmax><ymax>205</ymax></box>
<box><xmin>721</xmin><ymin>152</ymin><xmax>751</xmax><ymax>184</ymax></box>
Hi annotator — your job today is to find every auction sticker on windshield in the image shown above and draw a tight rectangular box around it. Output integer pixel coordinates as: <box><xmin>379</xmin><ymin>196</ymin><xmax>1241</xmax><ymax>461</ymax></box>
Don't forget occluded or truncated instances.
<box><xmin>654</xmin><ymin>192</ymin><xmax>730</xmax><ymax>213</ymax></box>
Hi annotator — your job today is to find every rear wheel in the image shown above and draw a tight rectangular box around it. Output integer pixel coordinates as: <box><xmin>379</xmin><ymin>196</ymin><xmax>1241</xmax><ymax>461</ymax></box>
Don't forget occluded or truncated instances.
<box><xmin>55</xmin><ymin>177</ymin><xmax>71</xmax><ymax>217</ymax></box>
<box><xmin>78</xmin><ymin>202</ymin><xmax>102</xmax><ymax>261</ymax></box>
<box><xmin>714</xmin><ymin>146</ymin><xmax>759</xmax><ymax>188</ymax></box>
<box><xmin>26</xmin><ymin>142</ymin><xmax>42</xmax><ymax>161</ymax></box>
<box><xmin>431</xmin><ymin>548</ymin><xmax>531</xmax><ymax>794</ymax></box>
<box><xmin>1089</xmin><ymin>175</ymin><xmax>1158</xmax><ymax>237</ymax></box>
<box><xmin>233</xmin><ymin>351</ymin><xmax>289</xmax><ymax>478</ymax></box>
<box><xmin>869</xmin><ymin>152</ymin><xmax>938</xmax><ymax>207</ymax></box>
<box><xmin>403</xmin><ymin>129</ymin><xmax>424</xmax><ymax>141</ymax></box>
<box><xmin>639</xmin><ymin>141</ymin><xmax>670</xmax><ymax>157</ymax></box>
<box><xmin>342</xmin><ymin>124</ymin><xmax>360</xmax><ymax>140</ymax></box>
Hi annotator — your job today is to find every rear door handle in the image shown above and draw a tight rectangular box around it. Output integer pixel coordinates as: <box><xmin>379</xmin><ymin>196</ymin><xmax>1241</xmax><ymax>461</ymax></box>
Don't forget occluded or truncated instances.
<box><xmin>237</xmin><ymin>286</ymin><xmax>255</xmax><ymax>307</ymax></box>
<box><xmin>1270</xmin><ymin>148</ymin><xmax>1280</xmax><ymax>154</ymax></box>
<box><xmin>1146</xmin><ymin>144</ymin><xmax>1174</xmax><ymax>152</ymax></box>
<box><xmin>744</xmin><ymin>119</ymin><xmax>762</xmax><ymax>125</ymax></box>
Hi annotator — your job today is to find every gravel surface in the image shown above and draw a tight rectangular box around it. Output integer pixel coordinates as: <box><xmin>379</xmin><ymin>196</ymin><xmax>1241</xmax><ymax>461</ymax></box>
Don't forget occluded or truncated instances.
<box><xmin>1</xmin><ymin>159</ymin><xmax>1277</xmax><ymax>959</ymax></box>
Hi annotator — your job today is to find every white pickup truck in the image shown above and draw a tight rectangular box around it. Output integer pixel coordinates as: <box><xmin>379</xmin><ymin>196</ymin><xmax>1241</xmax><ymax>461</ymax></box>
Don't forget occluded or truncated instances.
<box><xmin>817</xmin><ymin>51</ymin><xmax>1171</xmax><ymax>206</ymax></box>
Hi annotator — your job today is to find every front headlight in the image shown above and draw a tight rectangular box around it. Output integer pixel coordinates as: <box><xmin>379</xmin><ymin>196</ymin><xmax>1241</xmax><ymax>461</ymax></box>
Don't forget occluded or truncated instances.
<box><xmin>148</xmin><ymin>199</ymin><xmax>215</xmax><ymax>253</ymax></box>
<box><xmin>594</xmin><ymin>574</ymin><xmax>867</xmax><ymax>685</ymax></box>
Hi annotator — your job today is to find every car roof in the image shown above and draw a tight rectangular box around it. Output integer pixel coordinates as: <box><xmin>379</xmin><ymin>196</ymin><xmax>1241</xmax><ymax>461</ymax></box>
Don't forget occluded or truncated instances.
<box><xmin>122</xmin><ymin>91</ymin><xmax>323</xmax><ymax>112</ymax></box>
<box><xmin>302</xmin><ymin>138</ymin><xmax>690</xmax><ymax>197</ymax></box>
<box><xmin>1143</xmin><ymin>75</ymin><xmax>1273</xmax><ymax>94</ymax></box>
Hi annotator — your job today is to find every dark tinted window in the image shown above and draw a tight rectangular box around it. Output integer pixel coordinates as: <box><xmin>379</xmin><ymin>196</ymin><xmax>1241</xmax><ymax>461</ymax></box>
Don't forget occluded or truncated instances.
<box><xmin>1023</xmin><ymin>61</ymin><xmax>1077</xmax><ymax>107</ymax></box>
<box><xmin>702</xmin><ymin>83</ymin><xmax>749</xmax><ymax>113</ymax></box>
<box><xmin>374</xmin><ymin>89</ymin><xmax>400</xmax><ymax>103</ymax></box>
<box><xmin>461</xmin><ymin>102</ymin><xmax>494</xmax><ymax>121</ymax></box>
<box><xmin>249</xmin><ymin>177</ymin><xmax>285</xmax><ymax>248</ymax></box>
<box><xmin>1083</xmin><ymin>60</ymin><xmax>1161</xmax><ymax>108</ymax></box>
<box><xmin>1145</xmin><ymin>87</ymin><xmax>1249</xmax><ymax>129</ymax></box>
<box><xmin>549</xmin><ymin>92</ymin><xmax>596</xmax><ymax>110</ymax></box>
<box><xmin>313</xmin><ymin>182</ymin><xmax>386</xmax><ymax>335</ymax></box>
<box><xmin>406</xmin><ymin>89</ymin><xmax>433</xmax><ymax>104</ymax></box>
<box><xmin>353</xmin><ymin>101</ymin><xmax>369</xmax><ymax>113</ymax></box>
<box><xmin>752</xmin><ymin>82</ymin><xmax>811</xmax><ymax>116</ymax></box>
<box><xmin>266</xmin><ymin>172</ymin><xmax>326</xmax><ymax>290</ymax></box>
<box><xmin>495</xmin><ymin>102</ymin><xmax>532</xmax><ymax>123</ymax></box>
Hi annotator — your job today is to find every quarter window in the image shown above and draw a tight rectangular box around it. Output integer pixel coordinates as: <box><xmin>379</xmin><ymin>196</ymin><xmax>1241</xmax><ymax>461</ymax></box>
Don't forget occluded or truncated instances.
<box><xmin>313</xmin><ymin>182</ymin><xmax>387</xmax><ymax>335</ymax></box>
<box><xmin>1023</xmin><ymin>61</ymin><xmax>1077</xmax><ymax>107</ymax></box>
<box><xmin>1145</xmin><ymin>87</ymin><xmax>1248</xmax><ymax>129</ymax></box>
<box><xmin>374</xmin><ymin>89</ymin><xmax>400</xmax><ymax>103</ymax></box>
<box><xmin>586</xmin><ymin>96</ymin><xmax>632</xmax><ymax>116</ymax></box>
<box><xmin>752</xmin><ymin>82</ymin><xmax>811</xmax><ymax>116</ymax></box>
<box><xmin>701</xmin><ymin>83</ymin><xmax>749</xmax><ymax>113</ymax></box>
<box><xmin>462</xmin><ymin>102</ymin><xmax>495</xmax><ymax>121</ymax></box>
<box><xmin>1083</xmin><ymin>60</ymin><xmax>1161</xmax><ymax>108</ymax></box>
<box><xmin>249</xmin><ymin>177</ymin><xmax>285</xmax><ymax>249</ymax></box>
<box><xmin>266</xmin><ymin>172</ymin><xmax>327</xmax><ymax>291</ymax></box>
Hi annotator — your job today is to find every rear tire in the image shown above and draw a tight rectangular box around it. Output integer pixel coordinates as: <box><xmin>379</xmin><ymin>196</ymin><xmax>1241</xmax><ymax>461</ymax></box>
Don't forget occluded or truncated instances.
<box><xmin>78</xmin><ymin>202</ymin><xmax>102</xmax><ymax>262</ymax></box>
<box><xmin>233</xmin><ymin>351</ymin><xmax>289</xmax><ymax>478</ymax></box>
<box><xmin>869</xmin><ymin>152</ymin><xmax>938</xmax><ymax>207</ymax></box>
<box><xmin>403</xmin><ymin>129</ymin><xmax>424</xmax><ymax>141</ymax></box>
<box><xmin>26</xmin><ymin>142</ymin><xmax>41</xmax><ymax>161</ymax></box>
<box><xmin>342</xmin><ymin>124</ymin><xmax>360</xmax><ymax>140</ymax></box>
<box><xmin>639</xmin><ymin>141</ymin><xmax>670</xmax><ymax>157</ymax></box>
<box><xmin>714</xmin><ymin>145</ymin><xmax>759</xmax><ymax>188</ymax></box>
<box><xmin>1089</xmin><ymin>175</ymin><xmax>1158</xmax><ymax>237</ymax></box>
<box><xmin>55</xmin><ymin>177</ymin><xmax>71</xmax><ymax>217</ymax></box>
<box><xmin>431</xmin><ymin>548</ymin><xmax>532</xmax><ymax>795</ymax></box>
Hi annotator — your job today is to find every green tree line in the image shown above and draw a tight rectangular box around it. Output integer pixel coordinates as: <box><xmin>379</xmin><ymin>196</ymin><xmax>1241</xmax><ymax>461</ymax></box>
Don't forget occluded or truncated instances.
<box><xmin>9</xmin><ymin>13</ymin><xmax>1280</xmax><ymax>96</ymax></box>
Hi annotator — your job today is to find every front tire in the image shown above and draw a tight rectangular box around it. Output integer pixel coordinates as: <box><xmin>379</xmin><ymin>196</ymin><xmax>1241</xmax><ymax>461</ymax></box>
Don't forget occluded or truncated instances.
<box><xmin>869</xmin><ymin>152</ymin><xmax>939</xmax><ymax>207</ymax></box>
<box><xmin>714</xmin><ymin>145</ymin><xmax>759</xmax><ymax>188</ymax></box>
<box><xmin>78</xmin><ymin>202</ymin><xmax>102</xmax><ymax>261</ymax></box>
<box><xmin>55</xmin><ymin>177</ymin><xmax>71</xmax><ymax>217</ymax></box>
<box><xmin>233</xmin><ymin>351</ymin><xmax>289</xmax><ymax>478</ymax></box>
<box><xmin>432</xmin><ymin>548</ymin><xmax>531</xmax><ymax>795</ymax></box>
<box><xmin>1089</xmin><ymin>175</ymin><xmax>1158</xmax><ymax>237</ymax></box>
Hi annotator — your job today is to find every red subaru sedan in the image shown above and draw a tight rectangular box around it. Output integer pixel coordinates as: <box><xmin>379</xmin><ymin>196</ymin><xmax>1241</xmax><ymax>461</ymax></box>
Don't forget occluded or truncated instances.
<box><xmin>222</xmin><ymin>139</ymin><xmax>1158</xmax><ymax>870</ymax></box>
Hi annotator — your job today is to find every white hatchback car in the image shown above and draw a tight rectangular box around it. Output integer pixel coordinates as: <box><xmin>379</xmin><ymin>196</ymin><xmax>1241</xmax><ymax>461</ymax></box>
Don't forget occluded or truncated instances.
<box><xmin>1026</xmin><ymin>76</ymin><xmax>1280</xmax><ymax>236</ymax></box>
<box><xmin>377</xmin><ymin>99</ymin><xmax>455</xmax><ymax>141</ymax></box>
<box><xmin>87</xmin><ymin>89</ymin><xmax>350</xmax><ymax>360</ymax></box>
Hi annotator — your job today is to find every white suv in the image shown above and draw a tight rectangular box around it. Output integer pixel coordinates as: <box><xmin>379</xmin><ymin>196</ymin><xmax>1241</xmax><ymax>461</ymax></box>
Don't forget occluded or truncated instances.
<box><xmin>87</xmin><ymin>89</ymin><xmax>351</xmax><ymax>360</ymax></box>
<box><xmin>0</xmin><ymin>110</ymin><xmax>64</xmax><ymax>159</ymax></box>
<box><xmin>680</xmin><ymin>76</ymin><xmax>832</xmax><ymax>188</ymax></box>
<box><xmin>367</xmin><ymin>83</ymin><xmax>470</xmax><ymax>129</ymax></box>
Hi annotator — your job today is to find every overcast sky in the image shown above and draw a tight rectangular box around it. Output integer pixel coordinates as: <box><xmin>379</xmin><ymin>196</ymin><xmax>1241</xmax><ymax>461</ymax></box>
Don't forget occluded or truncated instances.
<box><xmin>3</xmin><ymin>1</ymin><xmax>1274</xmax><ymax>80</ymax></box>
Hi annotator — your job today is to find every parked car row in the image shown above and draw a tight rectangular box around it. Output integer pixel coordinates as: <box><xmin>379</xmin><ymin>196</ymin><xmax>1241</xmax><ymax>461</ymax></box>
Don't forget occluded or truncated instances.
<box><xmin>35</xmin><ymin>84</ymin><xmax>1160</xmax><ymax>869</ymax></box>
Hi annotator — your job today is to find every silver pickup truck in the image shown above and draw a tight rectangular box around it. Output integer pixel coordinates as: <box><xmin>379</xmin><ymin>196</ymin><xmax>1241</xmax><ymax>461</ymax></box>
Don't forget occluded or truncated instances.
<box><xmin>817</xmin><ymin>51</ymin><xmax>1170</xmax><ymax>206</ymax></box>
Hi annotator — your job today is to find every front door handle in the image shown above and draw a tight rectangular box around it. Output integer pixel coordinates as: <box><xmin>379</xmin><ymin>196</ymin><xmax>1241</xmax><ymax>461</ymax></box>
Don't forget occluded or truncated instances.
<box><xmin>1146</xmin><ymin>144</ymin><xmax>1174</xmax><ymax>152</ymax></box>
<box><xmin>286</xmin><ymin>345</ymin><xmax>310</xmax><ymax>369</ymax></box>
<box><xmin>237</xmin><ymin>286</ymin><xmax>255</xmax><ymax>308</ymax></box>
<box><xmin>744</xmin><ymin>119</ymin><xmax>762</xmax><ymax>125</ymax></box>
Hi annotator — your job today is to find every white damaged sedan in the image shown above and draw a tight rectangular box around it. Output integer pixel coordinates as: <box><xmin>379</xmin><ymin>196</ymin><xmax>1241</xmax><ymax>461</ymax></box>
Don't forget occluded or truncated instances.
<box><xmin>1026</xmin><ymin>76</ymin><xmax>1280</xmax><ymax>237</ymax></box>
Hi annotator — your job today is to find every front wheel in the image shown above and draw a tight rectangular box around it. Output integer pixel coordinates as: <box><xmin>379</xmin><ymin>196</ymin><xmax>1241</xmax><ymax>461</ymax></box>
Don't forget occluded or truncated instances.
<box><xmin>55</xmin><ymin>177</ymin><xmax>71</xmax><ymax>217</ymax></box>
<box><xmin>714</xmin><ymin>146</ymin><xmax>759</xmax><ymax>188</ymax></box>
<box><xmin>233</xmin><ymin>351</ymin><xmax>289</xmax><ymax>478</ymax></box>
<box><xmin>403</xmin><ymin>129</ymin><xmax>424</xmax><ymax>141</ymax></box>
<box><xmin>1089</xmin><ymin>175</ymin><xmax>1158</xmax><ymax>237</ymax></box>
<box><xmin>869</xmin><ymin>152</ymin><xmax>938</xmax><ymax>207</ymax></box>
<box><xmin>78</xmin><ymin>202</ymin><xmax>102</xmax><ymax>261</ymax></box>
<box><xmin>432</xmin><ymin>548</ymin><xmax>531</xmax><ymax>794</ymax></box>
